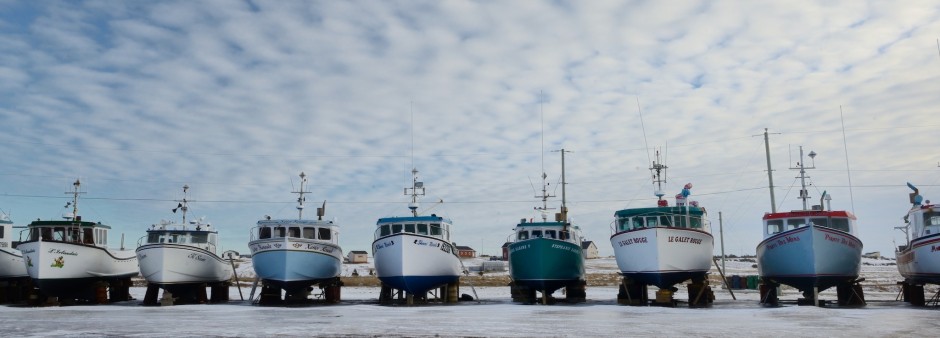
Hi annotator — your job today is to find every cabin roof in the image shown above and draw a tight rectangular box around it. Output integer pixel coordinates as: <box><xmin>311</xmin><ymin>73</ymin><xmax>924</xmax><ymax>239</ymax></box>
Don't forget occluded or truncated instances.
<box><xmin>614</xmin><ymin>206</ymin><xmax>705</xmax><ymax>217</ymax></box>
<box><xmin>515</xmin><ymin>221</ymin><xmax>568</xmax><ymax>227</ymax></box>
<box><xmin>376</xmin><ymin>215</ymin><xmax>451</xmax><ymax>224</ymax></box>
<box><xmin>257</xmin><ymin>219</ymin><xmax>337</xmax><ymax>227</ymax></box>
<box><xmin>27</xmin><ymin>220</ymin><xmax>111</xmax><ymax>229</ymax></box>
<box><xmin>763</xmin><ymin>210</ymin><xmax>856</xmax><ymax>220</ymax></box>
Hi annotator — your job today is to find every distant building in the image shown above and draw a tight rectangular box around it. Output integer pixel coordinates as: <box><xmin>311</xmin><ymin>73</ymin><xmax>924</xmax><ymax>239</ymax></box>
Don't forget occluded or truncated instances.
<box><xmin>455</xmin><ymin>245</ymin><xmax>476</xmax><ymax>258</ymax></box>
<box><xmin>501</xmin><ymin>242</ymin><xmax>511</xmax><ymax>260</ymax></box>
<box><xmin>862</xmin><ymin>251</ymin><xmax>881</xmax><ymax>259</ymax></box>
<box><xmin>347</xmin><ymin>250</ymin><xmax>368</xmax><ymax>263</ymax></box>
<box><xmin>581</xmin><ymin>241</ymin><xmax>599</xmax><ymax>259</ymax></box>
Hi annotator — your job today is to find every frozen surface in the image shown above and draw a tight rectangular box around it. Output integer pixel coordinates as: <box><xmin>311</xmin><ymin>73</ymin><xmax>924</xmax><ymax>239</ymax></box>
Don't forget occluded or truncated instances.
<box><xmin>3</xmin><ymin>257</ymin><xmax>937</xmax><ymax>337</ymax></box>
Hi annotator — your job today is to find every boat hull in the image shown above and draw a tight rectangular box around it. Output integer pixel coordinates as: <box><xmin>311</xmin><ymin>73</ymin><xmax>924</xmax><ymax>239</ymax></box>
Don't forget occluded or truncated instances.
<box><xmin>136</xmin><ymin>244</ymin><xmax>233</xmax><ymax>285</ymax></box>
<box><xmin>372</xmin><ymin>233</ymin><xmax>461</xmax><ymax>294</ymax></box>
<box><xmin>897</xmin><ymin>233</ymin><xmax>940</xmax><ymax>284</ymax></box>
<box><xmin>249</xmin><ymin>237</ymin><xmax>342</xmax><ymax>292</ymax></box>
<box><xmin>610</xmin><ymin>227</ymin><xmax>714</xmax><ymax>289</ymax></box>
<box><xmin>757</xmin><ymin>225</ymin><xmax>862</xmax><ymax>292</ymax></box>
<box><xmin>18</xmin><ymin>240</ymin><xmax>138</xmax><ymax>297</ymax></box>
<box><xmin>508</xmin><ymin>238</ymin><xmax>585</xmax><ymax>293</ymax></box>
<box><xmin>0</xmin><ymin>247</ymin><xmax>27</xmax><ymax>278</ymax></box>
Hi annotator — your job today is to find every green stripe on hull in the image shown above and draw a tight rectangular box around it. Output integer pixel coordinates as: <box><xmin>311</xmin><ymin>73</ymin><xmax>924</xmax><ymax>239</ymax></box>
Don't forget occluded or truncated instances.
<box><xmin>508</xmin><ymin>238</ymin><xmax>585</xmax><ymax>285</ymax></box>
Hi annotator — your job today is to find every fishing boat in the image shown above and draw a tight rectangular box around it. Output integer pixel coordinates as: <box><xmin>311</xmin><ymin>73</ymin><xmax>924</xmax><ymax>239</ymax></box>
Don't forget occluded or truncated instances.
<box><xmin>0</xmin><ymin>211</ymin><xmax>27</xmax><ymax>279</ymax></box>
<box><xmin>17</xmin><ymin>180</ymin><xmax>137</xmax><ymax>303</ymax></box>
<box><xmin>248</xmin><ymin>172</ymin><xmax>343</xmax><ymax>304</ymax></box>
<box><xmin>508</xmin><ymin>149</ymin><xmax>586</xmax><ymax>304</ymax></box>
<box><xmin>756</xmin><ymin>147</ymin><xmax>864</xmax><ymax>306</ymax></box>
<box><xmin>895</xmin><ymin>183</ymin><xmax>940</xmax><ymax>305</ymax></box>
<box><xmin>136</xmin><ymin>185</ymin><xmax>234</xmax><ymax>305</ymax></box>
<box><xmin>609</xmin><ymin>150</ymin><xmax>714</xmax><ymax>306</ymax></box>
<box><xmin>372</xmin><ymin>168</ymin><xmax>462</xmax><ymax>304</ymax></box>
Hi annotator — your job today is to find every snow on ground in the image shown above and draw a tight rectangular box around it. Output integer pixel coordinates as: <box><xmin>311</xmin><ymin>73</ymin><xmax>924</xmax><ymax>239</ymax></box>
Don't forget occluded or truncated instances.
<box><xmin>3</xmin><ymin>257</ymin><xmax>937</xmax><ymax>337</ymax></box>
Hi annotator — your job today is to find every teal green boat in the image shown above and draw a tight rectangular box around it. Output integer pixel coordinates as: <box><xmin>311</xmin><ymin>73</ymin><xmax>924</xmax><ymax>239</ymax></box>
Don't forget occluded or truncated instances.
<box><xmin>508</xmin><ymin>149</ymin><xmax>586</xmax><ymax>303</ymax></box>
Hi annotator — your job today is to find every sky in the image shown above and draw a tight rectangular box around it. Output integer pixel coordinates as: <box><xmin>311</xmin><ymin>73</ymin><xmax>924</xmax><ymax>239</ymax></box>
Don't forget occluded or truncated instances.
<box><xmin>1</xmin><ymin>0</ymin><xmax>939</xmax><ymax>258</ymax></box>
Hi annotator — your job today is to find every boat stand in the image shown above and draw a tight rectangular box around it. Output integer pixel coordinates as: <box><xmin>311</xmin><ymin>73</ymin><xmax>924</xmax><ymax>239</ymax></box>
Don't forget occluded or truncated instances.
<box><xmin>898</xmin><ymin>281</ymin><xmax>926</xmax><ymax>306</ymax></box>
<box><xmin>797</xmin><ymin>287</ymin><xmax>821</xmax><ymax>306</ymax></box>
<box><xmin>687</xmin><ymin>279</ymin><xmax>714</xmax><ymax>308</ymax></box>
<box><xmin>509</xmin><ymin>281</ymin><xmax>537</xmax><ymax>304</ymax></box>
<box><xmin>759</xmin><ymin>281</ymin><xmax>779</xmax><ymax>306</ymax></box>
<box><xmin>835</xmin><ymin>279</ymin><xmax>865</xmax><ymax>307</ymax></box>
<box><xmin>379</xmin><ymin>281</ymin><xmax>455</xmax><ymax>305</ymax></box>
<box><xmin>0</xmin><ymin>277</ymin><xmax>33</xmax><ymax>305</ymax></box>
<box><xmin>616</xmin><ymin>277</ymin><xmax>648</xmax><ymax>306</ymax></box>
<box><xmin>653</xmin><ymin>287</ymin><xmax>678</xmax><ymax>307</ymax></box>
<box><xmin>564</xmin><ymin>280</ymin><xmax>587</xmax><ymax>304</ymax></box>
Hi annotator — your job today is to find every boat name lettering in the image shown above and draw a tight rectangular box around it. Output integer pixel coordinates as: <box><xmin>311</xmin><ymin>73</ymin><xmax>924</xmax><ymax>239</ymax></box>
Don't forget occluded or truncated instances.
<box><xmin>617</xmin><ymin>237</ymin><xmax>648</xmax><ymax>247</ymax></box>
<box><xmin>318</xmin><ymin>245</ymin><xmax>334</xmax><ymax>254</ymax></box>
<box><xmin>413</xmin><ymin>239</ymin><xmax>441</xmax><ymax>248</ymax></box>
<box><xmin>20</xmin><ymin>248</ymin><xmax>35</xmax><ymax>254</ymax></box>
<box><xmin>550</xmin><ymin>243</ymin><xmax>578</xmax><ymax>252</ymax></box>
<box><xmin>824</xmin><ymin>233</ymin><xmax>858</xmax><ymax>249</ymax></box>
<box><xmin>933</xmin><ymin>245</ymin><xmax>940</xmax><ymax>253</ymax></box>
<box><xmin>375</xmin><ymin>240</ymin><xmax>395</xmax><ymax>250</ymax></box>
<box><xmin>187</xmin><ymin>252</ymin><xmax>207</xmax><ymax>262</ymax></box>
<box><xmin>139</xmin><ymin>253</ymin><xmax>148</xmax><ymax>260</ymax></box>
<box><xmin>251</xmin><ymin>243</ymin><xmax>274</xmax><ymax>253</ymax></box>
<box><xmin>48</xmin><ymin>249</ymin><xmax>78</xmax><ymax>256</ymax></box>
<box><xmin>0</xmin><ymin>242</ymin><xmax>6</xmax><ymax>248</ymax></box>
<box><xmin>667</xmin><ymin>236</ymin><xmax>702</xmax><ymax>245</ymax></box>
<box><xmin>509</xmin><ymin>244</ymin><xmax>529</xmax><ymax>253</ymax></box>
<box><xmin>767</xmin><ymin>235</ymin><xmax>800</xmax><ymax>250</ymax></box>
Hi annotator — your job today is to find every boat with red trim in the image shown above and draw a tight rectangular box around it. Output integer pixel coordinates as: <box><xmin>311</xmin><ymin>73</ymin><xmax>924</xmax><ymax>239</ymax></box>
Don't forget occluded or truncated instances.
<box><xmin>896</xmin><ymin>183</ymin><xmax>940</xmax><ymax>289</ymax></box>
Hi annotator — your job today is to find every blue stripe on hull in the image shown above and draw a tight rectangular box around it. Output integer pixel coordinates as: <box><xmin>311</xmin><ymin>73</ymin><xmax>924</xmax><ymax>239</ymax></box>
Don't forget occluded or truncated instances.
<box><xmin>379</xmin><ymin>275</ymin><xmax>459</xmax><ymax>295</ymax></box>
<box><xmin>252</xmin><ymin>250</ymin><xmax>340</xmax><ymax>292</ymax></box>
<box><xmin>622</xmin><ymin>271</ymin><xmax>707</xmax><ymax>289</ymax></box>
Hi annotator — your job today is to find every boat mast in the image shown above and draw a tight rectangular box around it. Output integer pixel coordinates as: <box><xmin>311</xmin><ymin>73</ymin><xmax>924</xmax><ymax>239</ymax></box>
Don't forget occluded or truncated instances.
<box><xmin>405</xmin><ymin>168</ymin><xmax>425</xmax><ymax>217</ymax></box>
<box><xmin>293</xmin><ymin>172</ymin><xmax>310</xmax><ymax>219</ymax></box>
<box><xmin>553</xmin><ymin>148</ymin><xmax>571</xmax><ymax>221</ymax></box>
<box><xmin>763</xmin><ymin>128</ymin><xmax>778</xmax><ymax>213</ymax></box>
<box><xmin>790</xmin><ymin>146</ymin><xmax>817</xmax><ymax>210</ymax></box>
<box><xmin>534</xmin><ymin>92</ymin><xmax>554</xmax><ymax>221</ymax></box>
<box><xmin>650</xmin><ymin>148</ymin><xmax>667</xmax><ymax>201</ymax></box>
<box><xmin>180</xmin><ymin>185</ymin><xmax>189</xmax><ymax>225</ymax></box>
<box><xmin>64</xmin><ymin>179</ymin><xmax>85</xmax><ymax>221</ymax></box>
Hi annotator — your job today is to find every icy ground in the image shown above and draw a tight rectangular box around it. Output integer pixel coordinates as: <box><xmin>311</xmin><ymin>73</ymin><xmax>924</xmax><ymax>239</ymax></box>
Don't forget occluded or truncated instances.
<box><xmin>2</xmin><ymin>257</ymin><xmax>938</xmax><ymax>337</ymax></box>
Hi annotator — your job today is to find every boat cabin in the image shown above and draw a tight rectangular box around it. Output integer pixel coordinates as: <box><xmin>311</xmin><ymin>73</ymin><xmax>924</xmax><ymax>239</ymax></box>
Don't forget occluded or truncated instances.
<box><xmin>374</xmin><ymin>215</ymin><xmax>451</xmax><ymax>242</ymax></box>
<box><xmin>143</xmin><ymin>224</ymin><xmax>219</xmax><ymax>253</ymax></box>
<box><xmin>907</xmin><ymin>205</ymin><xmax>940</xmax><ymax>238</ymax></box>
<box><xmin>253</xmin><ymin>219</ymin><xmax>339</xmax><ymax>244</ymax></box>
<box><xmin>25</xmin><ymin>218</ymin><xmax>110</xmax><ymax>247</ymax></box>
<box><xmin>513</xmin><ymin>220</ymin><xmax>580</xmax><ymax>244</ymax></box>
<box><xmin>613</xmin><ymin>206</ymin><xmax>708</xmax><ymax>233</ymax></box>
<box><xmin>0</xmin><ymin>216</ymin><xmax>14</xmax><ymax>249</ymax></box>
<box><xmin>762</xmin><ymin>210</ymin><xmax>856</xmax><ymax>238</ymax></box>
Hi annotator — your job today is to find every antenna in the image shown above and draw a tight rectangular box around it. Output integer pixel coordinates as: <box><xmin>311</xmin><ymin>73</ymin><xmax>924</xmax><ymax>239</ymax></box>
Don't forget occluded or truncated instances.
<box><xmin>293</xmin><ymin>172</ymin><xmax>310</xmax><ymax>219</ymax></box>
<box><xmin>405</xmin><ymin>104</ymin><xmax>425</xmax><ymax>217</ymax></box>
<box><xmin>171</xmin><ymin>185</ymin><xmax>190</xmax><ymax>227</ymax></box>
<box><xmin>64</xmin><ymin>179</ymin><xmax>85</xmax><ymax>221</ymax></box>
<box><xmin>636</xmin><ymin>96</ymin><xmax>653</xmax><ymax>169</ymax></box>
<box><xmin>534</xmin><ymin>92</ymin><xmax>555</xmax><ymax>221</ymax></box>
<box><xmin>839</xmin><ymin>106</ymin><xmax>856</xmax><ymax>213</ymax></box>
<box><xmin>552</xmin><ymin>149</ymin><xmax>572</xmax><ymax>221</ymax></box>
<box><xmin>790</xmin><ymin>146</ymin><xmax>817</xmax><ymax>210</ymax></box>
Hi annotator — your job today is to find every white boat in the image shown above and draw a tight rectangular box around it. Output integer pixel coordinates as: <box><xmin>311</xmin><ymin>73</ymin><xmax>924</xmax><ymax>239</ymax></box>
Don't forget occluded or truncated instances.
<box><xmin>248</xmin><ymin>172</ymin><xmax>343</xmax><ymax>303</ymax></box>
<box><xmin>896</xmin><ymin>183</ymin><xmax>940</xmax><ymax>286</ymax></box>
<box><xmin>756</xmin><ymin>147</ymin><xmax>863</xmax><ymax>305</ymax></box>
<box><xmin>17</xmin><ymin>180</ymin><xmax>138</xmax><ymax>301</ymax></box>
<box><xmin>0</xmin><ymin>211</ymin><xmax>27</xmax><ymax>279</ymax></box>
<box><xmin>372</xmin><ymin>168</ymin><xmax>461</xmax><ymax>303</ymax></box>
<box><xmin>609</xmin><ymin>149</ymin><xmax>714</xmax><ymax>306</ymax></box>
<box><xmin>136</xmin><ymin>185</ymin><xmax>233</xmax><ymax>299</ymax></box>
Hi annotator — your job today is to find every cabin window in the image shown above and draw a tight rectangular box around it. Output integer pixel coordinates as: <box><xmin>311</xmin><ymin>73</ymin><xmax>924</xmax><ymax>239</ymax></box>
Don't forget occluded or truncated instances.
<box><xmin>191</xmin><ymin>232</ymin><xmax>209</xmax><ymax>243</ymax></box>
<box><xmin>560</xmin><ymin>230</ymin><xmax>570</xmax><ymax>240</ymax></box>
<box><xmin>379</xmin><ymin>225</ymin><xmax>390</xmax><ymax>236</ymax></box>
<box><xmin>405</xmin><ymin>223</ymin><xmax>416</xmax><ymax>233</ymax></box>
<box><xmin>786</xmin><ymin>219</ymin><xmax>804</xmax><ymax>230</ymax></box>
<box><xmin>259</xmin><ymin>227</ymin><xmax>272</xmax><ymax>239</ymax></box>
<box><xmin>925</xmin><ymin>214</ymin><xmax>940</xmax><ymax>226</ymax></box>
<box><xmin>0</xmin><ymin>226</ymin><xmax>3</xmax><ymax>239</ymax></box>
<box><xmin>645</xmin><ymin>217</ymin><xmax>659</xmax><ymax>227</ymax></box>
<box><xmin>617</xmin><ymin>218</ymin><xmax>629</xmax><ymax>231</ymax></box>
<box><xmin>303</xmin><ymin>227</ymin><xmax>316</xmax><ymax>239</ymax></box>
<box><xmin>532</xmin><ymin>230</ymin><xmax>543</xmax><ymax>238</ymax></box>
<box><xmin>68</xmin><ymin>228</ymin><xmax>80</xmax><ymax>242</ymax></box>
<box><xmin>82</xmin><ymin>228</ymin><xmax>93</xmax><ymax>244</ymax></box>
<box><xmin>517</xmin><ymin>231</ymin><xmax>529</xmax><ymax>240</ymax></box>
<box><xmin>809</xmin><ymin>218</ymin><xmax>829</xmax><ymax>228</ymax></box>
<box><xmin>430</xmin><ymin>224</ymin><xmax>442</xmax><ymax>236</ymax></box>
<box><xmin>392</xmin><ymin>224</ymin><xmax>403</xmax><ymax>234</ymax></box>
<box><xmin>632</xmin><ymin>217</ymin><xmax>645</xmax><ymax>229</ymax></box>
<box><xmin>766</xmin><ymin>220</ymin><xmax>783</xmax><ymax>234</ymax></box>
<box><xmin>209</xmin><ymin>233</ymin><xmax>217</xmax><ymax>246</ymax></box>
<box><xmin>274</xmin><ymin>227</ymin><xmax>286</xmax><ymax>238</ymax></box>
<box><xmin>318</xmin><ymin>227</ymin><xmax>331</xmax><ymax>240</ymax></box>
<box><xmin>544</xmin><ymin>230</ymin><xmax>557</xmax><ymax>239</ymax></box>
<box><xmin>288</xmin><ymin>227</ymin><xmax>301</xmax><ymax>238</ymax></box>
<box><xmin>148</xmin><ymin>233</ymin><xmax>160</xmax><ymax>243</ymax></box>
<box><xmin>100</xmin><ymin>229</ymin><xmax>107</xmax><ymax>245</ymax></box>
<box><xmin>830</xmin><ymin>218</ymin><xmax>850</xmax><ymax>232</ymax></box>
<box><xmin>689</xmin><ymin>217</ymin><xmax>702</xmax><ymax>229</ymax></box>
<box><xmin>53</xmin><ymin>227</ymin><xmax>66</xmax><ymax>241</ymax></box>
<box><xmin>660</xmin><ymin>216</ymin><xmax>673</xmax><ymax>227</ymax></box>
<box><xmin>417</xmin><ymin>224</ymin><xmax>429</xmax><ymax>235</ymax></box>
